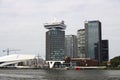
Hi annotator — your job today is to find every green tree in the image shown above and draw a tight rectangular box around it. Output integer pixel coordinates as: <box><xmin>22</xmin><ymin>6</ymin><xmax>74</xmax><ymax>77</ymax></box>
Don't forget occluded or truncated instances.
<box><xmin>110</xmin><ymin>56</ymin><xmax>120</xmax><ymax>67</ymax></box>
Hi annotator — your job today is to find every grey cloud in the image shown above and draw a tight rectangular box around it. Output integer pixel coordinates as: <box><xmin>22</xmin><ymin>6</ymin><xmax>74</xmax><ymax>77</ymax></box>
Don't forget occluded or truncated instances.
<box><xmin>0</xmin><ymin>0</ymin><xmax>120</xmax><ymax>59</ymax></box>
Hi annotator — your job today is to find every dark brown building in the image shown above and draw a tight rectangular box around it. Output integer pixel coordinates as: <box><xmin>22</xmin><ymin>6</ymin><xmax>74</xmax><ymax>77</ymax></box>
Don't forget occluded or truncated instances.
<box><xmin>71</xmin><ymin>58</ymin><xmax>98</xmax><ymax>66</ymax></box>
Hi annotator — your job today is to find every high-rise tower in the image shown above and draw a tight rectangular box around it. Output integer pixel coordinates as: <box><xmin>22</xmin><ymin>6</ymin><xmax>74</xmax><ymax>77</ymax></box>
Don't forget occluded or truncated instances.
<box><xmin>77</xmin><ymin>29</ymin><xmax>86</xmax><ymax>58</ymax></box>
<box><xmin>101</xmin><ymin>40</ymin><xmax>109</xmax><ymax>62</ymax></box>
<box><xmin>65</xmin><ymin>35</ymin><xmax>77</xmax><ymax>58</ymax></box>
<box><xmin>44</xmin><ymin>21</ymin><xmax>66</xmax><ymax>61</ymax></box>
<box><xmin>85</xmin><ymin>20</ymin><xmax>102</xmax><ymax>64</ymax></box>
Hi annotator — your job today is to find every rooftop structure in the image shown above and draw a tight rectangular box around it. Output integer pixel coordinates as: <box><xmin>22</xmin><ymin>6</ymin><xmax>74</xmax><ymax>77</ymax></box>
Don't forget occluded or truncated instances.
<box><xmin>44</xmin><ymin>21</ymin><xmax>66</xmax><ymax>31</ymax></box>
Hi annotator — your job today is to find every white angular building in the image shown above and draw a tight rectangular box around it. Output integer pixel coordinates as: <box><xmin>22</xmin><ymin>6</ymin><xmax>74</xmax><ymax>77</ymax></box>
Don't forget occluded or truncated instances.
<box><xmin>0</xmin><ymin>54</ymin><xmax>45</xmax><ymax>68</ymax></box>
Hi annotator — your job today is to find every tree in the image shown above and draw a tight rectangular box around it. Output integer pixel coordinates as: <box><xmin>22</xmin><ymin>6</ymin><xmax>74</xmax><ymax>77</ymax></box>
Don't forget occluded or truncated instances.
<box><xmin>64</xmin><ymin>56</ymin><xmax>71</xmax><ymax>67</ymax></box>
<box><xmin>110</xmin><ymin>56</ymin><xmax>120</xmax><ymax>67</ymax></box>
<box><xmin>64</xmin><ymin>56</ymin><xmax>71</xmax><ymax>63</ymax></box>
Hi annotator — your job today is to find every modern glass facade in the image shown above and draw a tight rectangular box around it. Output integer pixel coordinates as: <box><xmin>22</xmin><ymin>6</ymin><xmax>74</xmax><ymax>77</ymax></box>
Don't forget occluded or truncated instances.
<box><xmin>85</xmin><ymin>21</ymin><xmax>102</xmax><ymax>63</ymax></box>
<box><xmin>77</xmin><ymin>29</ymin><xmax>86</xmax><ymax>58</ymax></box>
<box><xmin>46</xmin><ymin>30</ymin><xmax>65</xmax><ymax>61</ymax></box>
<box><xmin>45</xmin><ymin>21</ymin><xmax>66</xmax><ymax>61</ymax></box>
<box><xmin>101</xmin><ymin>40</ymin><xmax>109</xmax><ymax>62</ymax></box>
<box><xmin>65</xmin><ymin>35</ymin><xmax>77</xmax><ymax>58</ymax></box>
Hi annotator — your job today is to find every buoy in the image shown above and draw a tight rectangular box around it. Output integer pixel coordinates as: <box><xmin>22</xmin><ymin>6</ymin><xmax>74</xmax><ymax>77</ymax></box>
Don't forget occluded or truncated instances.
<box><xmin>77</xmin><ymin>67</ymin><xmax>80</xmax><ymax>71</ymax></box>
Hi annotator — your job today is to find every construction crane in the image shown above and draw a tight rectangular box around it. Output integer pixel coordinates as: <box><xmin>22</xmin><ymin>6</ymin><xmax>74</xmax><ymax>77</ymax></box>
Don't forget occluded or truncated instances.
<box><xmin>3</xmin><ymin>48</ymin><xmax>21</xmax><ymax>55</ymax></box>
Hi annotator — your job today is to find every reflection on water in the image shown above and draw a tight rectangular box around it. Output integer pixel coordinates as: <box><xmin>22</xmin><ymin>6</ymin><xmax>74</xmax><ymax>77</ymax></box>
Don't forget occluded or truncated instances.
<box><xmin>0</xmin><ymin>69</ymin><xmax>120</xmax><ymax>80</ymax></box>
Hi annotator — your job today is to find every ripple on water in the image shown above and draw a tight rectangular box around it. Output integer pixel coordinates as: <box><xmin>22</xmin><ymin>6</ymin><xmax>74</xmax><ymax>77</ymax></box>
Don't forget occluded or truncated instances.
<box><xmin>0</xmin><ymin>69</ymin><xmax>120</xmax><ymax>80</ymax></box>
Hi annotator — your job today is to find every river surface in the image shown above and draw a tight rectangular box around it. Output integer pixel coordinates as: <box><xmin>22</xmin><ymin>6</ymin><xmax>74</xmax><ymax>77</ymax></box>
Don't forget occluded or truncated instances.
<box><xmin>0</xmin><ymin>69</ymin><xmax>120</xmax><ymax>80</ymax></box>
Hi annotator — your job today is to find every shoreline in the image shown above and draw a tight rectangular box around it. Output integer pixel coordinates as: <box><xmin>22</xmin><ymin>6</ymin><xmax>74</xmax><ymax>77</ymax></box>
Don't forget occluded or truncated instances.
<box><xmin>0</xmin><ymin>67</ymin><xmax>120</xmax><ymax>70</ymax></box>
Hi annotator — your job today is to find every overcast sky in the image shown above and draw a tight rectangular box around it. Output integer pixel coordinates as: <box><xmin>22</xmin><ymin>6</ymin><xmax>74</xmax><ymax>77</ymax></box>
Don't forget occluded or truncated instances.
<box><xmin>0</xmin><ymin>0</ymin><xmax>120</xmax><ymax>59</ymax></box>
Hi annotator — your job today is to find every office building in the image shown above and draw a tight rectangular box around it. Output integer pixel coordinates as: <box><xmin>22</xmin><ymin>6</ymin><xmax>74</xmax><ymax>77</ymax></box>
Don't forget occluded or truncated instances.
<box><xmin>65</xmin><ymin>35</ymin><xmax>77</xmax><ymax>58</ymax></box>
<box><xmin>85</xmin><ymin>20</ymin><xmax>102</xmax><ymax>63</ymax></box>
<box><xmin>77</xmin><ymin>29</ymin><xmax>86</xmax><ymax>58</ymax></box>
<box><xmin>101</xmin><ymin>40</ymin><xmax>109</xmax><ymax>62</ymax></box>
<box><xmin>44</xmin><ymin>21</ymin><xmax>66</xmax><ymax>61</ymax></box>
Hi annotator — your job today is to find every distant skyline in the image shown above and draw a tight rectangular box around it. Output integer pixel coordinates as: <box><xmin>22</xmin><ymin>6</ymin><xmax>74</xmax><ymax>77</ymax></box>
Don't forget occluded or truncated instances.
<box><xmin>0</xmin><ymin>0</ymin><xmax>120</xmax><ymax>59</ymax></box>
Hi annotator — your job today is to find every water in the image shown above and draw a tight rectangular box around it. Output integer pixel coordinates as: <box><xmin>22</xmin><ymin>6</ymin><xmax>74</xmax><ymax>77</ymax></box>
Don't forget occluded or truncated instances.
<box><xmin>0</xmin><ymin>69</ymin><xmax>120</xmax><ymax>80</ymax></box>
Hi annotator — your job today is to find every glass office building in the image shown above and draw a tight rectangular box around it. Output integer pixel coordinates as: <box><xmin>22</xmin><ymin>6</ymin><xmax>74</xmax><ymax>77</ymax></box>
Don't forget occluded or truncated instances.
<box><xmin>85</xmin><ymin>21</ymin><xmax>102</xmax><ymax>63</ymax></box>
<box><xmin>44</xmin><ymin>21</ymin><xmax>66</xmax><ymax>61</ymax></box>
<box><xmin>101</xmin><ymin>40</ymin><xmax>109</xmax><ymax>62</ymax></box>
<box><xmin>77</xmin><ymin>29</ymin><xmax>86</xmax><ymax>58</ymax></box>
<box><xmin>65</xmin><ymin>35</ymin><xmax>77</xmax><ymax>58</ymax></box>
